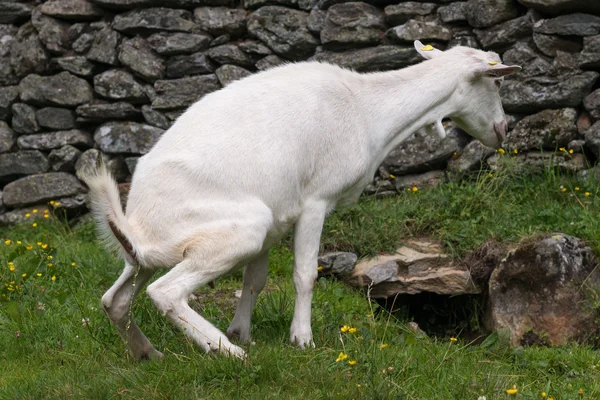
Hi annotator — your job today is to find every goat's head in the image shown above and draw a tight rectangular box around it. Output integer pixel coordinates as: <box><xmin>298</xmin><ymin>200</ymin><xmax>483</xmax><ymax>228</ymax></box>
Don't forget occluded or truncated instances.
<box><xmin>414</xmin><ymin>40</ymin><xmax>521</xmax><ymax>148</ymax></box>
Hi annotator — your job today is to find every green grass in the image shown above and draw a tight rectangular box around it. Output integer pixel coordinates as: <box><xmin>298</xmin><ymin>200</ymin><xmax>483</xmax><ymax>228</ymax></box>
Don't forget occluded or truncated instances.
<box><xmin>1</xmin><ymin>159</ymin><xmax>600</xmax><ymax>399</ymax></box>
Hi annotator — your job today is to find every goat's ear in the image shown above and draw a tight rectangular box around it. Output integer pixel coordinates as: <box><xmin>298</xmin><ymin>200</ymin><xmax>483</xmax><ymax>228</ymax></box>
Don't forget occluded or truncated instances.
<box><xmin>414</xmin><ymin>40</ymin><xmax>443</xmax><ymax>60</ymax></box>
<box><xmin>480</xmin><ymin>64</ymin><xmax>522</xmax><ymax>78</ymax></box>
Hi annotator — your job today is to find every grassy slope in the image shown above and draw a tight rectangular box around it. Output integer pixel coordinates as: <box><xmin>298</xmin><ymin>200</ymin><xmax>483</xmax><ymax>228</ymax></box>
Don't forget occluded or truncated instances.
<box><xmin>1</xmin><ymin>159</ymin><xmax>600</xmax><ymax>399</ymax></box>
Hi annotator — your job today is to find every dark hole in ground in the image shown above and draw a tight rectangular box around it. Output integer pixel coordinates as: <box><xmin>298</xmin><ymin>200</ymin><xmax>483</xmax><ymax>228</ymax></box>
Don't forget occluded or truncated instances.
<box><xmin>374</xmin><ymin>292</ymin><xmax>487</xmax><ymax>342</ymax></box>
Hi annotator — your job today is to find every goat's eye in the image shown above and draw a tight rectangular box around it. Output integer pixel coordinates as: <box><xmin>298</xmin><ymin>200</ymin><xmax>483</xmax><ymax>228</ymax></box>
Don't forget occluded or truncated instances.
<box><xmin>494</xmin><ymin>80</ymin><xmax>502</xmax><ymax>89</ymax></box>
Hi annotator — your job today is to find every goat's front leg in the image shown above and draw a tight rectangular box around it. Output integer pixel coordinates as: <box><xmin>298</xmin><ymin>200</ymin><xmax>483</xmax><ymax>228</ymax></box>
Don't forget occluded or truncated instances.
<box><xmin>290</xmin><ymin>201</ymin><xmax>327</xmax><ymax>348</ymax></box>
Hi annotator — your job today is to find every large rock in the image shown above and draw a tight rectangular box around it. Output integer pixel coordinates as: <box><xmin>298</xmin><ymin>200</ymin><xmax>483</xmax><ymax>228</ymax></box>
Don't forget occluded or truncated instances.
<box><xmin>437</xmin><ymin>2</ymin><xmax>467</xmax><ymax>24</ymax></box>
<box><xmin>31</xmin><ymin>7</ymin><xmax>71</xmax><ymax>54</ymax></box>
<box><xmin>503</xmin><ymin>108</ymin><xmax>579</xmax><ymax>151</ymax></box>
<box><xmin>501</xmin><ymin>72</ymin><xmax>598</xmax><ymax>113</ymax></box>
<box><xmin>313</xmin><ymin>45</ymin><xmax>421</xmax><ymax>71</ymax></box>
<box><xmin>382</xmin><ymin>126</ymin><xmax>470</xmax><ymax>175</ymax></box>
<box><xmin>255</xmin><ymin>54</ymin><xmax>285</xmax><ymax>70</ymax></box>
<box><xmin>387</xmin><ymin>17</ymin><xmax>452</xmax><ymax>43</ymax></box>
<box><xmin>0</xmin><ymin>150</ymin><xmax>49</xmax><ymax>178</ymax></box>
<box><xmin>486</xmin><ymin>234</ymin><xmax>599</xmax><ymax>347</ymax></box>
<box><xmin>12</xmin><ymin>103</ymin><xmax>39</xmax><ymax>134</ymax></box>
<box><xmin>533</xmin><ymin>13</ymin><xmax>600</xmax><ymax>36</ymax></box>
<box><xmin>17</xmin><ymin>130</ymin><xmax>94</xmax><ymax>151</ymax></box>
<box><xmin>194</xmin><ymin>7</ymin><xmax>247</xmax><ymax>37</ymax></box>
<box><xmin>56</xmin><ymin>56</ymin><xmax>100</xmax><ymax>78</ymax></box>
<box><xmin>384</xmin><ymin>2</ymin><xmax>436</xmax><ymax>26</ymax></box>
<box><xmin>40</xmin><ymin>0</ymin><xmax>105</xmax><ymax>21</ymax></box>
<box><xmin>0</xmin><ymin>85</ymin><xmax>18</xmax><ymax>121</ymax></box>
<box><xmin>321</xmin><ymin>2</ymin><xmax>386</xmax><ymax>50</ymax></box>
<box><xmin>152</xmin><ymin>74</ymin><xmax>221</xmax><ymax>110</ymax></box>
<box><xmin>318</xmin><ymin>252</ymin><xmax>357</xmax><ymax>277</ymax></box>
<box><xmin>580</xmin><ymin>35</ymin><xmax>600</xmax><ymax>70</ymax></box>
<box><xmin>532</xmin><ymin>33</ymin><xmax>582</xmax><ymax>57</ymax></box>
<box><xmin>94</xmin><ymin>69</ymin><xmax>149</xmax><ymax>104</ymax></box>
<box><xmin>247</xmin><ymin>6</ymin><xmax>318</xmax><ymax>60</ymax></box>
<box><xmin>147</xmin><ymin>32</ymin><xmax>211</xmax><ymax>55</ymax></box>
<box><xmin>0</xmin><ymin>120</ymin><xmax>15</xmax><ymax>153</ymax></box>
<box><xmin>2</xmin><ymin>172</ymin><xmax>86</xmax><ymax>208</ymax></box>
<box><xmin>474</xmin><ymin>14</ymin><xmax>533</xmax><ymax>50</ymax></box>
<box><xmin>466</xmin><ymin>0</ymin><xmax>520</xmax><ymax>28</ymax></box>
<box><xmin>394</xmin><ymin>170</ymin><xmax>445</xmax><ymax>191</ymax></box>
<box><xmin>518</xmin><ymin>0</ymin><xmax>600</xmax><ymax>15</ymax></box>
<box><xmin>446</xmin><ymin>140</ymin><xmax>495</xmax><ymax>177</ymax></box>
<box><xmin>19</xmin><ymin>72</ymin><xmax>94</xmax><ymax>107</ymax></box>
<box><xmin>94</xmin><ymin>122</ymin><xmax>164</xmax><ymax>155</ymax></box>
<box><xmin>141</xmin><ymin>105</ymin><xmax>171</xmax><ymax>129</ymax></box>
<box><xmin>88</xmin><ymin>0</ymin><xmax>234</xmax><ymax>8</ymax></box>
<box><xmin>215</xmin><ymin>64</ymin><xmax>252</xmax><ymax>86</ymax></box>
<box><xmin>119</xmin><ymin>37</ymin><xmax>165</xmax><ymax>82</ymax></box>
<box><xmin>584</xmin><ymin>89</ymin><xmax>600</xmax><ymax>121</ymax></box>
<box><xmin>76</xmin><ymin>102</ymin><xmax>141</xmax><ymax>120</ymax></box>
<box><xmin>35</xmin><ymin>107</ymin><xmax>76</xmax><ymax>130</ymax></box>
<box><xmin>10</xmin><ymin>23</ymin><xmax>49</xmax><ymax>77</ymax></box>
<box><xmin>206</xmin><ymin>44</ymin><xmax>253</xmax><ymax>68</ymax></box>
<box><xmin>113</xmin><ymin>8</ymin><xmax>197</xmax><ymax>35</ymax></box>
<box><xmin>86</xmin><ymin>24</ymin><xmax>121</xmax><ymax>65</ymax></box>
<box><xmin>583</xmin><ymin>121</ymin><xmax>600</xmax><ymax>157</ymax></box>
<box><xmin>48</xmin><ymin>145</ymin><xmax>81</xmax><ymax>172</ymax></box>
<box><xmin>345</xmin><ymin>239</ymin><xmax>479</xmax><ymax>298</ymax></box>
<box><xmin>0</xmin><ymin>56</ymin><xmax>16</xmax><ymax>86</ymax></box>
<box><xmin>0</xmin><ymin>2</ymin><xmax>32</xmax><ymax>24</ymax></box>
<box><xmin>487</xmin><ymin>151</ymin><xmax>587</xmax><ymax>173</ymax></box>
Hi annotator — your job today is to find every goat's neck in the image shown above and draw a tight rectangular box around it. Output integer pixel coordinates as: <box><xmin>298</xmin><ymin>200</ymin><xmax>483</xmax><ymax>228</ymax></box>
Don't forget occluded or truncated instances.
<box><xmin>360</xmin><ymin>62</ymin><xmax>460</xmax><ymax>164</ymax></box>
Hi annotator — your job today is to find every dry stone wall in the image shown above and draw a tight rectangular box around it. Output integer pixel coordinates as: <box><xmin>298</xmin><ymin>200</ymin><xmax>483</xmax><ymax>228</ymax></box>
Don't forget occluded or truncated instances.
<box><xmin>1</xmin><ymin>0</ymin><xmax>600</xmax><ymax>222</ymax></box>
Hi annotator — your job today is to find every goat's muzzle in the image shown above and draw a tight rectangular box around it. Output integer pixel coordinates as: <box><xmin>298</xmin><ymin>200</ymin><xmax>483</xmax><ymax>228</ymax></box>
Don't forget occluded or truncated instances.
<box><xmin>493</xmin><ymin>120</ymin><xmax>508</xmax><ymax>145</ymax></box>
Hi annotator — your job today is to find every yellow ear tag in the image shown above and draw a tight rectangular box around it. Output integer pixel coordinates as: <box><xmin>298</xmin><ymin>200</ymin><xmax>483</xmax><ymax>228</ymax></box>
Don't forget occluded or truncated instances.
<box><xmin>421</xmin><ymin>45</ymin><xmax>434</xmax><ymax>51</ymax></box>
<box><xmin>488</xmin><ymin>61</ymin><xmax>499</xmax><ymax>65</ymax></box>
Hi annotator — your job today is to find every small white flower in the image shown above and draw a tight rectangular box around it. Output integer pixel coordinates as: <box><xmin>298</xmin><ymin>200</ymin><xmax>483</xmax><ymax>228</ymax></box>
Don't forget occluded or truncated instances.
<box><xmin>478</xmin><ymin>397</ymin><xmax>487</xmax><ymax>400</ymax></box>
<box><xmin>82</xmin><ymin>318</ymin><xmax>90</xmax><ymax>327</ymax></box>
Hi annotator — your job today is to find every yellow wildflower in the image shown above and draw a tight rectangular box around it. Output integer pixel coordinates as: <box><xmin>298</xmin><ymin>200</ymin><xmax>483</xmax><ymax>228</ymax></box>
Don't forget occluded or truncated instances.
<box><xmin>32</xmin><ymin>223</ymin><xmax>37</xmax><ymax>227</ymax></box>
<box><xmin>317</xmin><ymin>266</ymin><xmax>323</xmax><ymax>271</ymax></box>
<box><xmin>497</xmin><ymin>148</ymin><xmax>505</xmax><ymax>154</ymax></box>
<box><xmin>336</xmin><ymin>352</ymin><xmax>348</xmax><ymax>362</ymax></box>
<box><xmin>25</xmin><ymin>213</ymin><xmax>30</xmax><ymax>218</ymax></box>
<box><xmin>488</xmin><ymin>173</ymin><xmax>493</xmax><ymax>177</ymax></box>
<box><xmin>9</xmin><ymin>266</ymin><xmax>15</xmax><ymax>272</ymax></box>
<box><xmin>36</xmin><ymin>273</ymin><xmax>42</xmax><ymax>277</ymax></box>
<box><xmin>54</xmin><ymin>202</ymin><xmax>60</xmax><ymax>206</ymax></box>
<box><xmin>541</xmin><ymin>392</ymin><xmax>546</xmax><ymax>398</ymax></box>
<box><xmin>340</xmin><ymin>325</ymin><xmax>350</xmax><ymax>333</ymax></box>
<box><xmin>513</xmin><ymin>148</ymin><xmax>518</xmax><ymax>154</ymax></box>
<box><xmin>575</xmin><ymin>187</ymin><xmax>580</xmax><ymax>191</ymax></box>
<box><xmin>49</xmin><ymin>200</ymin><xmax>55</xmax><ymax>205</ymax></box>
<box><xmin>569</xmin><ymin>149</ymin><xmax>574</xmax><ymax>154</ymax></box>
<box><xmin>41</xmin><ymin>244</ymin><xmax>48</xmax><ymax>249</ymax></box>
<box><xmin>47</xmin><ymin>256</ymin><xmax>52</xmax><ymax>260</ymax></box>
<box><xmin>43</xmin><ymin>214</ymin><xmax>49</xmax><ymax>219</ymax></box>
<box><xmin>578</xmin><ymin>388</ymin><xmax>584</xmax><ymax>396</ymax></box>
<box><xmin>348</xmin><ymin>360</ymin><xmax>357</xmax><ymax>366</ymax></box>
<box><xmin>71</xmin><ymin>262</ymin><xmax>76</xmax><ymax>267</ymax></box>
<box><xmin>450</xmin><ymin>337</ymin><xmax>458</xmax><ymax>342</ymax></box>
<box><xmin>47</xmin><ymin>263</ymin><xmax>53</xmax><ymax>267</ymax></box>
<box><xmin>26</xmin><ymin>245</ymin><xmax>32</xmax><ymax>250</ymax></box>
<box><xmin>51</xmin><ymin>276</ymin><xmax>56</xmax><ymax>281</ymax></box>
<box><xmin>585</xmin><ymin>192</ymin><xmax>591</xmax><ymax>197</ymax></box>
<box><xmin>559</xmin><ymin>147</ymin><xmax>566</xmax><ymax>152</ymax></box>
<box><xmin>561</xmin><ymin>187</ymin><xmax>567</xmax><ymax>192</ymax></box>
<box><xmin>16</xmin><ymin>240</ymin><xmax>21</xmax><ymax>245</ymax></box>
<box><xmin>389</xmin><ymin>174</ymin><xmax>396</xmax><ymax>179</ymax></box>
<box><xmin>506</xmin><ymin>385</ymin><xmax>517</xmax><ymax>395</ymax></box>
<box><xmin>33</xmin><ymin>209</ymin><xmax>38</xmax><ymax>213</ymax></box>
<box><xmin>37</xmin><ymin>242</ymin><xmax>42</xmax><ymax>246</ymax></box>
<box><xmin>379</xmin><ymin>343</ymin><xmax>388</xmax><ymax>349</ymax></box>
<box><xmin>21</xmin><ymin>273</ymin><xmax>26</xmax><ymax>278</ymax></box>
<box><xmin>4</xmin><ymin>239</ymin><xmax>10</xmax><ymax>245</ymax></box>
<box><xmin>412</xmin><ymin>186</ymin><xmax>418</xmax><ymax>192</ymax></box>
<box><xmin>349</xmin><ymin>328</ymin><xmax>357</xmax><ymax>334</ymax></box>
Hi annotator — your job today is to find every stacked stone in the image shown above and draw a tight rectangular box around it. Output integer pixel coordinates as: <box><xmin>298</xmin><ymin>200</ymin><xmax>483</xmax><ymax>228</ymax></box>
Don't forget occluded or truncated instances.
<box><xmin>0</xmin><ymin>0</ymin><xmax>599</xmax><ymax>222</ymax></box>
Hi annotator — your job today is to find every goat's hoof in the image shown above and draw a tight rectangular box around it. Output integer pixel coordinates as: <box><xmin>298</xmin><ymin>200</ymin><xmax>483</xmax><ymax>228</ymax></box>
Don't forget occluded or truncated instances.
<box><xmin>221</xmin><ymin>344</ymin><xmax>247</xmax><ymax>360</ymax></box>
<box><xmin>136</xmin><ymin>348</ymin><xmax>164</xmax><ymax>361</ymax></box>
<box><xmin>226</xmin><ymin>326</ymin><xmax>251</xmax><ymax>344</ymax></box>
<box><xmin>290</xmin><ymin>333</ymin><xmax>314</xmax><ymax>349</ymax></box>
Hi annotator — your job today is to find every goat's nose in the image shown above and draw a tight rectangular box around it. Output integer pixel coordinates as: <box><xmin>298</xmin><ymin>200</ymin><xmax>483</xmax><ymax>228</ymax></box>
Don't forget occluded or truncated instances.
<box><xmin>493</xmin><ymin>120</ymin><xmax>507</xmax><ymax>143</ymax></box>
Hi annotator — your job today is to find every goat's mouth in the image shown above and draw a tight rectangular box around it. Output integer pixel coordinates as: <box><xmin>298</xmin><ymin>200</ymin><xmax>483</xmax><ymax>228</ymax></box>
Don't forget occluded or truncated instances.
<box><xmin>493</xmin><ymin>120</ymin><xmax>507</xmax><ymax>145</ymax></box>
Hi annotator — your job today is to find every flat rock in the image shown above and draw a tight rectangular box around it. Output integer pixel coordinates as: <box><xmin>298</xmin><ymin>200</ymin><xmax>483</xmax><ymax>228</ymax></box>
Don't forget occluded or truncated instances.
<box><xmin>147</xmin><ymin>32</ymin><xmax>211</xmax><ymax>55</ymax></box>
<box><xmin>48</xmin><ymin>145</ymin><xmax>81</xmax><ymax>172</ymax></box>
<box><xmin>534</xmin><ymin>13</ymin><xmax>600</xmax><ymax>36</ymax></box>
<box><xmin>0</xmin><ymin>150</ymin><xmax>49</xmax><ymax>178</ymax></box>
<box><xmin>580</xmin><ymin>35</ymin><xmax>600</xmax><ymax>69</ymax></box>
<box><xmin>76</xmin><ymin>102</ymin><xmax>140</xmax><ymax>120</ymax></box>
<box><xmin>94</xmin><ymin>122</ymin><xmax>164</xmax><ymax>154</ymax></box>
<box><xmin>584</xmin><ymin>89</ymin><xmax>600</xmax><ymax>120</ymax></box>
<box><xmin>206</xmin><ymin>44</ymin><xmax>253</xmax><ymax>68</ymax></box>
<box><xmin>56</xmin><ymin>56</ymin><xmax>100</xmax><ymax>77</ymax></box>
<box><xmin>247</xmin><ymin>6</ymin><xmax>318</xmax><ymax>60</ymax></box>
<box><xmin>0</xmin><ymin>2</ymin><xmax>33</xmax><ymax>24</ymax></box>
<box><xmin>17</xmin><ymin>130</ymin><xmax>94</xmax><ymax>151</ymax></box>
<box><xmin>141</xmin><ymin>105</ymin><xmax>171</xmax><ymax>129</ymax></box>
<box><xmin>0</xmin><ymin>120</ymin><xmax>15</xmax><ymax>153</ymax></box>
<box><xmin>35</xmin><ymin>107</ymin><xmax>76</xmax><ymax>130</ymax></box>
<box><xmin>72</xmin><ymin>32</ymin><xmax>94</xmax><ymax>53</ymax></box>
<box><xmin>501</xmin><ymin>72</ymin><xmax>599</xmax><ymax>113</ymax></box>
<box><xmin>124</xmin><ymin>156</ymin><xmax>139</xmax><ymax>174</ymax></box>
<box><xmin>518</xmin><ymin>0</ymin><xmax>600</xmax><ymax>15</ymax></box>
<box><xmin>167</xmin><ymin>52</ymin><xmax>216</xmax><ymax>78</ymax></box>
<box><xmin>387</xmin><ymin>17</ymin><xmax>452</xmax><ymax>43</ymax></box>
<box><xmin>466</xmin><ymin>0</ymin><xmax>520</xmax><ymax>28</ymax></box>
<box><xmin>532</xmin><ymin>33</ymin><xmax>582</xmax><ymax>57</ymax></box>
<box><xmin>2</xmin><ymin>172</ymin><xmax>86</xmax><ymax>208</ymax></box>
<box><xmin>318</xmin><ymin>252</ymin><xmax>357</xmax><ymax>277</ymax></box>
<box><xmin>12</xmin><ymin>103</ymin><xmax>39</xmax><ymax>134</ymax></box>
<box><xmin>313</xmin><ymin>45</ymin><xmax>420</xmax><ymax>71</ymax></box>
<box><xmin>152</xmin><ymin>74</ymin><xmax>221</xmax><ymax>110</ymax></box>
<box><xmin>583</xmin><ymin>121</ymin><xmax>600</xmax><ymax>157</ymax></box>
<box><xmin>446</xmin><ymin>140</ymin><xmax>495</xmax><ymax>176</ymax></box>
<box><xmin>486</xmin><ymin>233</ymin><xmax>600</xmax><ymax>346</ymax></box>
<box><xmin>0</xmin><ymin>56</ymin><xmax>17</xmax><ymax>86</ymax></box>
<box><xmin>394</xmin><ymin>170</ymin><xmax>446</xmax><ymax>191</ymax></box>
<box><xmin>10</xmin><ymin>23</ymin><xmax>49</xmax><ymax>77</ymax></box>
<box><xmin>385</xmin><ymin>2</ymin><xmax>436</xmax><ymax>26</ymax></box>
<box><xmin>503</xmin><ymin>108</ymin><xmax>579</xmax><ymax>151</ymax></box>
<box><xmin>437</xmin><ymin>2</ymin><xmax>467</xmax><ymax>24</ymax></box>
<box><xmin>474</xmin><ymin>14</ymin><xmax>533</xmax><ymax>50</ymax></box>
<box><xmin>75</xmin><ymin>148</ymin><xmax>123</xmax><ymax>180</ymax></box>
<box><xmin>255</xmin><ymin>54</ymin><xmax>285</xmax><ymax>70</ymax></box>
<box><xmin>215</xmin><ymin>64</ymin><xmax>252</xmax><ymax>86</ymax></box>
<box><xmin>239</xmin><ymin>40</ymin><xmax>271</xmax><ymax>58</ymax></box>
<box><xmin>0</xmin><ymin>85</ymin><xmax>18</xmax><ymax>121</ymax></box>
<box><xmin>86</xmin><ymin>24</ymin><xmax>121</xmax><ymax>65</ymax></box>
<box><xmin>321</xmin><ymin>2</ymin><xmax>386</xmax><ymax>50</ymax></box>
<box><xmin>0</xmin><ymin>205</ymin><xmax>51</xmax><ymax>225</ymax></box>
<box><xmin>40</xmin><ymin>0</ymin><xmax>104</xmax><ymax>21</ymax></box>
<box><xmin>119</xmin><ymin>37</ymin><xmax>165</xmax><ymax>82</ymax></box>
<box><xmin>19</xmin><ymin>72</ymin><xmax>94</xmax><ymax>107</ymax></box>
<box><xmin>113</xmin><ymin>8</ymin><xmax>197</xmax><ymax>35</ymax></box>
<box><xmin>487</xmin><ymin>151</ymin><xmax>587</xmax><ymax>173</ymax></box>
<box><xmin>307</xmin><ymin>8</ymin><xmax>326</xmax><ymax>34</ymax></box>
<box><xmin>94</xmin><ymin>69</ymin><xmax>149</xmax><ymax>104</ymax></box>
<box><xmin>31</xmin><ymin>8</ymin><xmax>71</xmax><ymax>55</ymax></box>
<box><xmin>194</xmin><ymin>7</ymin><xmax>247</xmax><ymax>37</ymax></box>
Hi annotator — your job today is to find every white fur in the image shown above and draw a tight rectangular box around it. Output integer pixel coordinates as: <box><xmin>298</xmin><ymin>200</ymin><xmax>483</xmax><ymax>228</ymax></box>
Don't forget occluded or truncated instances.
<box><xmin>82</xmin><ymin>41</ymin><xmax>520</xmax><ymax>360</ymax></box>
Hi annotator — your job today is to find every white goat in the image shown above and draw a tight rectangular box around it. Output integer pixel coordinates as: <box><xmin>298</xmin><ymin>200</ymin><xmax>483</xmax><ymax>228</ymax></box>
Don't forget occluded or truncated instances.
<box><xmin>82</xmin><ymin>41</ymin><xmax>520</xmax><ymax>360</ymax></box>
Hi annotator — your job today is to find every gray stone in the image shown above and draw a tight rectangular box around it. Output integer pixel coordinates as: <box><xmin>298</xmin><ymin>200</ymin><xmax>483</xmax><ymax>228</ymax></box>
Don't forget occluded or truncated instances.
<box><xmin>119</xmin><ymin>37</ymin><xmax>165</xmax><ymax>82</ymax></box>
<box><xmin>447</xmin><ymin>35</ymin><xmax>479</xmax><ymax>48</ymax></box>
<box><xmin>206</xmin><ymin>44</ymin><xmax>253</xmax><ymax>68</ymax></box>
<box><xmin>500</xmin><ymin>72</ymin><xmax>599</xmax><ymax>113</ymax></box>
<box><xmin>0</xmin><ymin>85</ymin><xmax>18</xmax><ymax>121</ymax></box>
<box><xmin>56</xmin><ymin>56</ymin><xmax>100</xmax><ymax>77</ymax></box>
<box><xmin>0</xmin><ymin>120</ymin><xmax>14</xmax><ymax>152</ymax></box>
<box><xmin>466</xmin><ymin>0</ymin><xmax>520</xmax><ymax>29</ymax></box>
<box><xmin>12</xmin><ymin>103</ymin><xmax>39</xmax><ymax>134</ymax></box>
<box><xmin>89</xmin><ymin>0</ymin><xmax>235</xmax><ymax>8</ymax></box>
<box><xmin>141</xmin><ymin>105</ymin><xmax>171</xmax><ymax>129</ymax></box>
<box><xmin>48</xmin><ymin>145</ymin><xmax>81</xmax><ymax>172</ymax></box>
<box><xmin>0</xmin><ymin>2</ymin><xmax>32</xmax><ymax>24</ymax></box>
<box><xmin>167</xmin><ymin>52</ymin><xmax>216</xmax><ymax>78</ymax></box>
<box><xmin>487</xmin><ymin>151</ymin><xmax>587</xmax><ymax>173</ymax></box>
<box><xmin>35</xmin><ymin>107</ymin><xmax>76</xmax><ymax>130</ymax></box>
<box><xmin>164</xmin><ymin>109</ymin><xmax>185</xmax><ymax>121</ymax></box>
<box><xmin>438</xmin><ymin>2</ymin><xmax>467</xmax><ymax>24</ymax></box>
<box><xmin>446</xmin><ymin>140</ymin><xmax>495</xmax><ymax>176</ymax></box>
<box><xmin>503</xmin><ymin>108</ymin><xmax>579</xmax><ymax>151</ymax></box>
<box><xmin>72</xmin><ymin>32</ymin><xmax>94</xmax><ymax>53</ymax></box>
<box><xmin>2</xmin><ymin>172</ymin><xmax>86</xmax><ymax>208</ymax></box>
<box><xmin>0</xmin><ymin>24</ymin><xmax>16</xmax><ymax>57</ymax></box>
<box><xmin>210</xmin><ymin>34</ymin><xmax>230</xmax><ymax>47</ymax></box>
<box><xmin>194</xmin><ymin>7</ymin><xmax>246</xmax><ymax>37</ymax></box>
<box><xmin>10</xmin><ymin>23</ymin><xmax>49</xmax><ymax>77</ymax></box>
<box><xmin>247</xmin><ymin>6</ymin><xmax>319</xmax><ymax>60</ymax></box>
<box><xmin>244</xmin><ymin>0</ymin><xmax>308</xmax><ymax>9</ymax></box>
<box><xmin>532</xmin><ymin>33</ymin><xmax>582</xmax><ymax>57</ymax></box>
<box><xmin>534</xmin><ymin>13</ymin><xmax>600</xmax><ymax>36</ymax></box>
<box><xmin>580</xmin><ymin>35</ymin><xmax>600</xmax><ymax>69</ymax></box>
<box><xmin>152</xmin><ymin>74</ymin><xmax>221</xmax><ymax>110</ymax></box>
<box><xmin>94</xmin><ymin>121</ymin><xmax>164</xmax><ymax>154</ymax></box>
<box><xmin>19</xmin><ymin>72</ymin><xmax>94</xmax><ymax>108</ymax></box>
<box><xmin>474</xmin><ymin>14</ymin><xmax>533</xmax><ymax>50</ymax></box>
<box><xmin>387</xmin><ymin>17</ymin><xmax>452</xmax><ymax>43</ymax></box>
<box><xmin>147</xmin><ymin>32</ymin><xmax>211</xmax><ymax>56</ymax></box>
<box><xmin>307</xmin><ymin>8</ymin><xmax>326</xmax><ymax>34</ymax></box>
<box><xmin>113</xmin><ymin>8</ymin><xmax>197</xmax><ymax>35</ymax></box>
<box><xmin>94</xmin><ymin>69</ymin><xmax>149</xmax><ymax>104</ymax></box>
<box><xmin>0</xmin><ymin>150</ymin><xmax>49</xmax><ymax>178</ymax></box>
<box><xmin>321</xmin><ymin>2</ymin><xmax>386</xmax><ymax>50</ymax></box>
<box><xmin>0</xmin><ymin>205</ymin><xmax>52</xmax><ymax>225</ymax></box>
<box><xmin>385</xmin><ymin>2</ymin><xmax>437</xmax><ymax>26</ymax></box>
<box><xmin>584</xmin><ymin>121</ymin><xmax>600</xmax><ymax>157</ymax></box>
<box><xmin>76</xmin><ymin>102</ymin><xmax>141</xmax><ymax>120</ymax></box>
<box><xmin>86</xmin><ymin>24</ymin><xmax>121</xmax><ymax>65</ymax></box>
<box><xmin>74</xmin><ymin>148</ymin><xmax>100</xmax><ymax>178</ymax></box>
<box><xmin>486</xmin><ymin>233</ymin><xmax>600</xmax><ymax>347</ymax></box>
<box><xmin>0</xmin><ymin>191</ymin><xmax>3</xmax><ymax>214</ymax></box>
<box><xmin>502</xmin><ymin>42</ymin><xmax>550</xmax><ymax>78</ymax></box>
<box><xmin>550</xmin><ymin>50</ymin><xmax>582</xmax><ymax>76</ymax></box>
<box><xmin>124</xmin><ymin>156</ymin><xmax>139</xmax><ymax>174</ymax></box>
<box><xmin>394</xmin><ymin>170</ymin><xmax>445</xmax><ymax>191</ymax></box>
<box><xmin>215</xmin><ymin>64</ymin><xmax>252</xmax><ymax>86</ymax></box>
<box><xmin>313</xmin><ymin>45</ymin><xmax>421</xmax><ymax>71</ymax></box>
<box><xmin>40</xmin><ymin>0</ymin><xmax>105</xmax><ymax>21</ymax></box>
<box><xmin>518</xmin><ymin>0</ymin><xmax>600</xmax><ymax>15</ymax></box>
<box><xmin>31</xmin><ymin>8</ymin><xmax>71</xmax><ymax>55</ymax></box>
<box><xmin>255</xmin><ymin>54</ymin><xmax>285</xmax><ymax>70</ymax></box>
<box><xmin>17</xmin><ymin>130</ymin><xmax>93</xmax><ymax>151</ymax></box>
<box><xmin>0</xmin><ymin>56</ymin><xmax>16</xmax><ymax>86</ymax></box>
<box><xmin>317</xmin><ymin>252</ymin><xmax>357</xmax><ymax>277</ymax></box>
<box><xmin>584</xmin><ymin>89</ymin><xmax>600</xmax><ymax>121</ymax></box>
<box><xmin>382</xmin><ymin>126</ymin><xmax>470</xmax><ymax>175</ymax></box>
<box><xmin>237</xmin><ymin>40</ymin><xmax>272</xmax><ymax>57</ymax></box>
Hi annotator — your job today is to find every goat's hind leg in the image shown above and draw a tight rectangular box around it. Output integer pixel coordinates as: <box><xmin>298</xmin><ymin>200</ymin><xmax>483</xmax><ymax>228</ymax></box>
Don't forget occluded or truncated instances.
<box><xmin>102</xmin><ymin>262</ymin><xmax>162</xmax><ymax>360</ymax></box>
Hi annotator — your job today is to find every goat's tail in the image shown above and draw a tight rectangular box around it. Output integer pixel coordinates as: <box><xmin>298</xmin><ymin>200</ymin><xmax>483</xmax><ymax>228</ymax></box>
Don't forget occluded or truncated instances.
<box><xmin>79</xmin><ymin>159</ymin><xmax>139</xmax><ymax>265</ymax></box>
